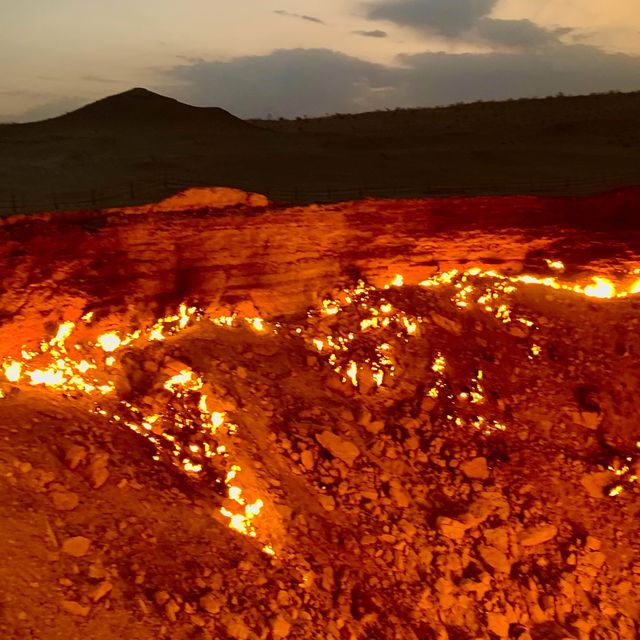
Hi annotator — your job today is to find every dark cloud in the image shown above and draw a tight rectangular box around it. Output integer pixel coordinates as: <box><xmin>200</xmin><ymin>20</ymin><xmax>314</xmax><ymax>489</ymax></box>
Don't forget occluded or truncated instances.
<box><xmin>163</xmin><ymin>48</ymin><xmax>392</xmax><ymax>118</ymax></box>
<box><xmin>474</xmin><ymin>18</ymin><xmax>561</xmax><ymax>49</ymax></box>
<box><xmin>365</xmin><ymin>0</ymin><xmax>497</xmax><ymax>37</ymax></box>
<box><xmin>364</xmin><ymin>0</ymin><xmax>576</xmax><ymax>52</ymax></box>
<box><xmin>353</xmin><ymin>29</ymin><xmax>388</xmax><ymax>38</ymax></box>
<box><xmin>160</xmin><ymin>44</ymin><xmax>640</xmax><ymax>119</ymax></box>
<box><xmin>274</xmin><ymin>10</ymin><xmax>325</xmax><ymax>25</ymax></box>
<box><xmin>394</xmin><ymin>45</ymin><xmax>640</xmax><ymax>106</ymax></box>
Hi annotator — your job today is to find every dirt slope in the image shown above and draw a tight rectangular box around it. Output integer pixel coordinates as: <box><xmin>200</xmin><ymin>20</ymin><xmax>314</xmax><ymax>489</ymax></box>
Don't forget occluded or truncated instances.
<box><xmin>1</xmin><ymin>191</ymin><xmax>640</xmax><ymax>639</ymax></box>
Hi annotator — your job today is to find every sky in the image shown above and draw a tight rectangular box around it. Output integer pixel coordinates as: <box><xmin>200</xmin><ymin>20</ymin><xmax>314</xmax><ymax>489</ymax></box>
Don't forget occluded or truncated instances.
<box><xmin>1</xmin><ymin>0</ymin><xmax>640</xmax><ymax>121</ymax></box>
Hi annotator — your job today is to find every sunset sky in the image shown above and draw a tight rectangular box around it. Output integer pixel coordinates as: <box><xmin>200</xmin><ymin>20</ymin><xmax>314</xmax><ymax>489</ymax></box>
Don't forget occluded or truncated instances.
<box><xmin>2</xmin><ymin>0</ymin><xmax>640</xmax><ymax>121</ymax></box>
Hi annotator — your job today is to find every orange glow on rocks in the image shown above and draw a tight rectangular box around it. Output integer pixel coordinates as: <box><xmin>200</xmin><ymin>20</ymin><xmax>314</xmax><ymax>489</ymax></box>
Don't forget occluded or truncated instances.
<box><xmin>3</xmin><ymin>190</ymin><xmax>640</xmax><ymax>639</ymax></box>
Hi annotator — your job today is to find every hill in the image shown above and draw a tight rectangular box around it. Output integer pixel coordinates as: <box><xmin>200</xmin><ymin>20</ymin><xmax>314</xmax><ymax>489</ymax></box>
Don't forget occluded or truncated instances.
<box><xmin>1</xmin><ymin>89</ymin><xmax>640</xmax><ymax>213</ymax></box>
<box><xmin>28</xmin><ymin>88</ymin><xmax>258</xmax><ymax>132</ymax></box>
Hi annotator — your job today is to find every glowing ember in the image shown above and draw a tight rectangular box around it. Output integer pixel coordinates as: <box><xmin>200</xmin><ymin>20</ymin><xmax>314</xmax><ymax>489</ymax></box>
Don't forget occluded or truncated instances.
<box><xmin>97</xmin><ymin>332</ymin><xmax>121</xmax><ymax>352</ymax></box>
<box><xmin>545</xmin><ymin>259</ymin><xmax>565</xmax><ymax>271</ymax></box>
<box><xmin>3</xmin><ymin>360</ymin><xmax>21</xmax><ymax>382</ymax></box>
<box><xmin>584</xmin><ymin>277</ymin><xmax>616</xmax><ymax>299</ymax></box>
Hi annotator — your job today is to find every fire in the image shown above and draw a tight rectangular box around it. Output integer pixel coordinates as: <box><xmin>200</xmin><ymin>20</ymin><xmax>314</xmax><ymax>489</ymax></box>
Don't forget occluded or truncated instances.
<box><xmin>545</xmin><ymin>259</ymin><xmax>565</xmax><ymax>271</ymax></box>
<box><xmin>346</xmin><ymin>361</ymin><xmax>358</xmax><ymax>386</ymax></box>
<box><xmin>432</xmin><ymin>354</ymin><xmax>446</xmax><ymax>374</ymax></box>
<box><xmin>584</xmin><ymin>277</ymin><xmax>616</xmax><ymax>299</ymax></box>
<box><xmin>3</xmin><ymin>360</ymin><xmax>21</xmax><ymax>382</ymax></box>
<box><xmin>2</xmin><ymin>259</ymin><xmax>637</xmax><ymax>565</ymax></box>
<box><xmin>97</xmin><ymin>332</ymin><xmax>121</xmax><ymax>352</ymax></box>
<box><xmin>245</xmin><ymin>317</ymin><xmax>266</xmax><ymax>332</ymax></box>
<box><xmin>51</xmin><ymin>321</ymin><xmax>75</xmax><ymax>348</ymax></box>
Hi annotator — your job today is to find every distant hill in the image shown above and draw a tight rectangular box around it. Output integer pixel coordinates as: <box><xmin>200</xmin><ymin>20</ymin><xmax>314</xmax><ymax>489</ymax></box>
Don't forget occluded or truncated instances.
<box><xmin>16</xmin><ymin>88</ymin><xmax>260</xmax><ymax>133</ymax></box>
<box><xmin>1</xmin><ymin>88</ymin><xmax>640</xmax><ymax>214</ymax></box>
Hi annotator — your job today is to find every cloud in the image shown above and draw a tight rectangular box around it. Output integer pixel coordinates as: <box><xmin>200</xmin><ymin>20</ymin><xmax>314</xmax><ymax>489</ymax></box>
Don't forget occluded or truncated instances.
<box><xmin>0</xmin><ymin>96</ymin><xmax>85</xmax><ymax>123</ymax></box>
<box><xmin>81</xmin><ymin>74</ymin><xmax>121</xmax><ymax>84</ymax></box>
<box><xmin>365</xmin><ymin>0</ymin><xmax>497</xmax><ymax>37</ymax></box>
<box><xmin>394</xmin><ymin>44</ymin><xmax>640</xmax><ymax>106</ymax></box>
<box><xmin>353</xmin><ymin>29</ymin><xmax>388</xmax><ymax>38</ymax></box>
<box><xmin>160</xmin><ymin>44</ymin><xmax>640</xmax><ymax>119</ymax></box>
<box><xmin>274</xmin><ymin>10</ymin><xmax>325</xmax><ymax>25</ymax></box>
<box><xmin>163</xmin><ymin>48</ymin><xmax>392</xmax><ymax>118</ymax></box>
<box><xmin>474</xmin><ymin>18</ymin><xmax>562</xmax><ymax>49</ymax></box>
<box><xmin>364</xmin><ymin>0</ymin><xmax>574</xmax><ymax>51</ymax></box>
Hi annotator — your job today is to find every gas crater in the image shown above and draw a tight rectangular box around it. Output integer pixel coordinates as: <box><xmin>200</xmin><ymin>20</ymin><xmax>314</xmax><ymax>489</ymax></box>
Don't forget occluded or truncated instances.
<box><xmin>2</xmin><ymin>189</ymin><xmax>640</xmax><ymax>640</ymax></box>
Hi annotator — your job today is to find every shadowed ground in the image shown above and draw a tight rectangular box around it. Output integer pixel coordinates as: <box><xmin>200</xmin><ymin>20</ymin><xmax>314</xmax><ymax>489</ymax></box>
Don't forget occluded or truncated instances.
<box><xmin>1</xmin><ymin>88</ymin><xmax>640</xmax><ymax>212</ymax></box>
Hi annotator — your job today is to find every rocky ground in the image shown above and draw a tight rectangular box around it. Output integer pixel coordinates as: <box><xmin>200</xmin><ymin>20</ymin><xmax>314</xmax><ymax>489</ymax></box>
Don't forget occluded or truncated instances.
<box><xmin>2</xmin><ymin>261</ymin><xmax>640</xmax><ymax>640</ymax></box>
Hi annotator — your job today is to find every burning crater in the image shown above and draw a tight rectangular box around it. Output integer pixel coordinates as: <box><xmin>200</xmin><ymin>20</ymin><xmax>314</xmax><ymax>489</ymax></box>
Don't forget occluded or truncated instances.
<box><xmin>2</xmin><ymin>188</ymin><xmax>640</xmax><ymax>639</ymax></box>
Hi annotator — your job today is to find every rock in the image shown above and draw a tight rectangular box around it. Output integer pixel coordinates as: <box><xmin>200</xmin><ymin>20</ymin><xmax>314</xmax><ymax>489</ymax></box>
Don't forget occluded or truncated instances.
<box><xmin>87</xmin><ymin>452</ymin><xmax>109</xmax><ymax>489</ymax></box>
<box><xmin>431</xmin><ymin>312</ymin><xmax>462</xmax><ymax>336</ymax></box>
<box><xmin>520</xmin><ymin>524</ymin><xmax>558</xmax><ymax>547</ymax></box>
<box><xmin>365</xmin><ymin>420</ymin><xmax>385</xmax><ymax>434</ymax></box>
<box><xmin>460</xmin><ymin>457</ymin><xmax>489</xmax><ymax>480</ymax></box>
<box><xmin>487</xmin><ymin>612</ymin><xmax>510</xmax><ymax>638</ymax></box>
<box><xmin>300</xmin><ymin>449</ymin><xmax>314</xmax><ymax>470</ymax></box>
<box><xmin>61</xmin><ymin>600</ymin><xmax>90</xmax><ymax>617</ymax></box>
<box><xmin>389</xmin><ymin>481</ymin><xmax>411</xmax><ymax>508</ymax></box>
<box><xmin>321</xmin><ymin>566</ymin><xmax>335</xmax><ymax>592</ymax></box>
<box><xmin>319</xmin><ymin>494</ymin><xmax>335</xmax><ymax>512</ymax></box>
<box><xmin>316</xmin><ymin>431</ymin><xmax>359</xmax><ymax>466</ymax></box>
<box><xmin>509</xmin><ymin>325</ymin><xmax>528</xmax><ymax>338</ymax></box>
<box><xmin>437</xmin><ymin>517</ymin><xmax>468</xmax><ymax>541</ymax></box>
<box><xmin>271</xmin><ymin>613</ymin><xmax>292</xmax><ymax>638</ymax></box>
<box><xmin>358</xmin><ymin>363</ymin><xmax>376</xmax><ymax>395</ymax></box>
<box><xmin>165</xmin><ymin>599</ymin><xmax>180</xmax><ymax>622</ymax></box>
<box><xmin>62</xmin><ymin>536</ymin><xmax>91</xmax><ymax>557</ymax></box>
<box><xmin>585</xmin><ymin>536</ymin><xmax>601</xmax><ymax>551</ymax></box>
<box><xmin>478</xmin><ymin>545</ymin><xmax>511</xmax><ymax>573</ymax></box>
<box><xmin>154</xmin><ymin>591</ymin><xmax>171</xmax><ymax>606</ymax></box>
<box><xmin>224</xmin><ymin>615</ymin><xmax>252</xmax><ymax>640</ymax></box>
<box><xmin>51</xmin><ymin>490</ymin><xmax>79</xmax><ymax>511</ymax></box>
<box><xmin>569</xmin><ymin>409</ymin><xmax>601</xmax><ymax>430</ymax></box>
<box><xmin>88</xmin><ymin>563</ymin><xmax>107</xmax><ymax>580</ymax></box>
<box><xmin>90</xmin><ymin>581</ymin><xmax>113</xmax><ymax>603</ymax></box>
<box><xmin>64</xmin><ymin>445</ymin><xmax>87</xmax><ymax>470</ymax></box>
<box><xmin>199</xmin><ymin>593</ymin><xmax>222</xmax><ymax>614</ymax></box>
<box><xmin>580</xmin><ymin>471</ymin><xmax>614</xmax><ymax>499</ymax></box>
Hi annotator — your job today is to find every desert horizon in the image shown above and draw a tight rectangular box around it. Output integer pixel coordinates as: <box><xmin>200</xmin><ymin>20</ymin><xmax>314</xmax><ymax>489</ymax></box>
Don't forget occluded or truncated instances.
<box><xmin>2</xmin><ymin>87</ymin><xmax>640</xmax><ymax>215</ymax></box>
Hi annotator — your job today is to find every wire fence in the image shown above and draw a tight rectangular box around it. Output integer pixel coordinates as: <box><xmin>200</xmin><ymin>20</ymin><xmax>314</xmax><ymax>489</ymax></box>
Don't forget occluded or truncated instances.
<box><xmin>2</xmin><ymin>171</ymin><xmax>640</xmax><ymax>217</ymax></box>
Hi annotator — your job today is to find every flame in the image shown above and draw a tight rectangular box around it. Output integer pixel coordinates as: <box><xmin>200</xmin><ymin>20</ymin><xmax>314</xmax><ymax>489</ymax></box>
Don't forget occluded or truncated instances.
<box><xmin>584</xmin><ymin>277</ymin><xmax>616</xmax><ymax>299</ymax></box>
<box><xmin>346</xmin><ymin>361</ymin><xmax>358</xmax><ymax>386</ymax></box>
<box><xmin>545</xmin><ymin>259</ymin><xmax>565</xmax><ymax>271</ymax></box>
<box><xmin>245</xmin><ymin>317</ymin><xmax>266</xmax><ymax>332</ymax></box>
<box><xmin>97</xmin><ymin>333</ymin><xmax>121</xmax><ymax>352</ymax></box>
<box><xmin>52</xmin><ymin>322</ymin><xmax>75</xmax><ymax>348</ymax></box>
<box><xmin>3</xmin><ymin>360</ymin><xmax>21</xmax><ymax>382</ymax></box>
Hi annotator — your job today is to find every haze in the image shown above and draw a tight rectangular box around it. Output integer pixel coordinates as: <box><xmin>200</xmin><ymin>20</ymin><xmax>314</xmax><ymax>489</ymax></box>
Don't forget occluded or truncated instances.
<box><xmin>2</xmin><ymin>0</ymin><xmax>640</xmax><ymax>121</ymax></box>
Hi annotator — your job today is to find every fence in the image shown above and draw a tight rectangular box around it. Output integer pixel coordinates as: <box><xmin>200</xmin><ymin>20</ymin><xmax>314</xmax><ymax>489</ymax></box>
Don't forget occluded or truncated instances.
<box><xmin>2</xmin><ymin>172</ymin><xmax>640</xmax><ymax>217</ymax></box>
